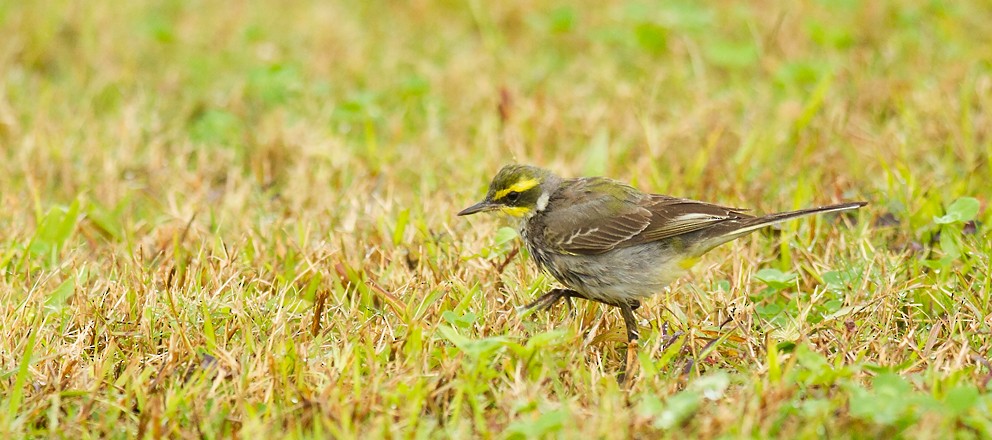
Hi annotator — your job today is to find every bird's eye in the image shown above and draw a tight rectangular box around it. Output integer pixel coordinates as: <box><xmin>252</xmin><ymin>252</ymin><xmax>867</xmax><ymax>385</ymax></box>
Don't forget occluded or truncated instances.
<box><xmin>506</xmin><ymin>191</ymin><xmax>520</xmax><ymax>203</ymax></box>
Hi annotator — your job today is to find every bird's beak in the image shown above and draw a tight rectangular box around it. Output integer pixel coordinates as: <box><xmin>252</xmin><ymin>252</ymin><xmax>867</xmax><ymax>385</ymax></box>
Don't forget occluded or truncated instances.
<box><xmin>457</xmin><ymin>200</ymin><xmax>497</xmax><ymax>216</ymax></box>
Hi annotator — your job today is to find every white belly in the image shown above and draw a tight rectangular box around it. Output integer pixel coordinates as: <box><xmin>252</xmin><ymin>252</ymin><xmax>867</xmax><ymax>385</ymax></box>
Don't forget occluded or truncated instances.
<box><xmin>539</xmin><ymin>243</ymin><xmax>689</xmax><ymax>303</ymax></box>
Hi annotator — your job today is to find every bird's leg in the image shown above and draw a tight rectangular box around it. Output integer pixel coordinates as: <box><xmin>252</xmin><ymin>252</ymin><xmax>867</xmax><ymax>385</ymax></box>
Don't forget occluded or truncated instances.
<box><xmin>548</xmin><ymin>295</ymin><xmax>641</xmax><ymax>340</ymax></box>
<box><xmin>521</xmin><ymin>288</ymin><xmax>581</xmax><ymax>312</ymax></box>
<box><xmin>524</xmin><ymin>291</ymin><xmax>643</xmax><ymax>383</ymax></box>
<box><xmin>536</xmin><ymin>295</ymin><xmax>640</xmax><ymax>340</ymax></box>
<box><xmin>619</xmin><ymin>300</ymin><xmax>641</xmax><ymax>341</ymax></box>
<box><xmin>617</xmin><ymin>301</ymin><xmax>641</xmax><ymax>384</ymax></box>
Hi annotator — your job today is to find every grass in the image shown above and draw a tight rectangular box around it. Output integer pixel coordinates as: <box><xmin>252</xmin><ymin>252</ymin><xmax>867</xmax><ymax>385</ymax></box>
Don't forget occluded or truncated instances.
<box><xmin>1</xmin><ymin>0</ymin><xmax>991</xmax><ymax>437</ymax></box>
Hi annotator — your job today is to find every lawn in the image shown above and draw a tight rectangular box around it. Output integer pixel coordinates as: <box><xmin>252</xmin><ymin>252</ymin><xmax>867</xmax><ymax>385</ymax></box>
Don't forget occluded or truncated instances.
<box><xmin>1</xmin><ymin>0</ymin><xmax>991</xmax><ymax>438</ymax></box>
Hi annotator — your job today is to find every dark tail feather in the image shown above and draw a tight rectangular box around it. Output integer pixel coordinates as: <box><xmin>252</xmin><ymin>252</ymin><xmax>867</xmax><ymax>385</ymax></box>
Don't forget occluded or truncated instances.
<box><xmin>697</xmin><ymin>201</ymin><xmax>867</xmax><ymax>252</ymax></box>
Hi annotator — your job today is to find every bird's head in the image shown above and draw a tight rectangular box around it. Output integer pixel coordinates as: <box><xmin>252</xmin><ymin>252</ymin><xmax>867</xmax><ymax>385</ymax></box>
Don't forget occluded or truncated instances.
<box><xmin>458</xmin><ymin>165</ymin><xmax>559</xmax><ymax>218</ymax></box>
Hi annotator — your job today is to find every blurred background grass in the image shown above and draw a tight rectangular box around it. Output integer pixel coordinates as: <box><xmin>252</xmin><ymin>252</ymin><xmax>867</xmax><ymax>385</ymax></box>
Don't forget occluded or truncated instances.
<box><xmin>1</xmin><ymin>0</ymin><xmax>991</xmax><ymax>437</ymax></box>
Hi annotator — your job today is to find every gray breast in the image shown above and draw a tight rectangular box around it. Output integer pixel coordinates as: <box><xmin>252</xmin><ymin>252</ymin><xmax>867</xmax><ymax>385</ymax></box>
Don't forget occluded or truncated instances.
<box><xmin>520</xmin><ymin>217</ymin><xmax>585</xmax><ymax>290</ymax></box>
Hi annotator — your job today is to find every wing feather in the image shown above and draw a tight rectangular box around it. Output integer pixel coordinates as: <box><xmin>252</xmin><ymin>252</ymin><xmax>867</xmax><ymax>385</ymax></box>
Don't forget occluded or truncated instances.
<box><xmin>539</xmin><ymin>179</ymin><xmax>752</xmax><ymax>255</ymax></box>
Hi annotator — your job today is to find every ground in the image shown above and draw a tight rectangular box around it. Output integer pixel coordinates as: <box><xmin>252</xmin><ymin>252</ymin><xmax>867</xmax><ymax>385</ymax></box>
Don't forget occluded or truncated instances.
<box><xmin>1</xmin><ymin>0</ymin><xmax>991</xmax><ymax>438</ymax></box>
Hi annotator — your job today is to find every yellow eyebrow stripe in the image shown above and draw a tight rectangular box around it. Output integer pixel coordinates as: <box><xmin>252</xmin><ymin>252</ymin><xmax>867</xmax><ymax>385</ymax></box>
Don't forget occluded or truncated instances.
<box><xmin>493</xmin><ymin>178</ymin><xmax>539</xmax><ymax>201</ymax></box>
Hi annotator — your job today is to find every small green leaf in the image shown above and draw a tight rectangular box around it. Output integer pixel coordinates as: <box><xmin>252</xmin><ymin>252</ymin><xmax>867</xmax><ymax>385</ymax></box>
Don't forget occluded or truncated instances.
<box><xmin>654</xmin><ymin>390</ymin><xmax>701</xmax><ymax>429</ymax></box>
<box><xmin>776</xmin><ymin>341</ymin><xmax>797</xmax><ymax>353</ymax></box>
<box><xmin>547</xmin><ymin>7</ymin><xmax>577</xmax><ymax>34</ymax></box>
<box><xmin>934</xmin><ymin>197</ymin><xmax>980</xmax><ymax>224</ymax></box>
<box><xmin>523</xmin><ymin>329</ymin><xmax>567</xmax><ymax>351</ymax></box>
<box><xmin>85</xmin><ymin>201</ymin><xmax>125</xmax><ymax>241</ymax></box>
<box><xmin>800</xmin><ymin>398</ymin><xmax>832</xmax><ymax>417</ymax></box>
<box><xmin>333</xmin><ymin>91</ymin><xmax>380</xmax><ymax>122</ymax></box>
<box><xmin>301</xmin><ymin>274</ymin><xmax>322</xmax><ymax>302</ymax></box>
<box><xmin>440</xmin><ymin>310</ymin><xmax>456</xmax><ymax>325</ymax></box>
<box><xmin>756</xmin><ymin>302</ymin><xmax>785</xmax><ymax>320</ymax></box>
<box><xmin>774</xmin><ymin>60</ymin><xmax>834</xmax><ymax>90</ymax></box>
<box><xmin>493</xmin><ymin>227</ymin><xmax>519</xmax><ymax>246</ymax></box>
<box><xmin>505</xmin><ymin>408</ymin><xmax>567</xmax><ymax>438</ymax></box>
<box><xmin>755</xmin><ymin>268</ymin><xmax>796</xmax><ymax>290</ymax></box>
<box><xmin>795</xmin><ymin>344</ymin><xmax>829</xmax><ymax>371</ymax></box>
<box><xmin>874</xmin><ymin>372</ymin><xmax>912</xmax><ymax>396</ymax></box>
<box><xmin>821</xmin><ymin>299</ymin><xmax>843</xmax><ymax>314</ymax></box>
<box><xmin>938</xmin><ymin>229</ymin><xmax>960</xmax><ymax>258</ymax></box>
<box><xmin>246</xmin><ymin>63</ymin><xmax>303</xmax><ymax>105</ymax></box>
<box><xmin>636</xmin><ymin>395</ymin><xmax>665</xmax><ymax>420</ymax></box>
<box><xmin>189</xmin><ymin>109</ymin><xmax>244</xmax><ymax>146</ymax></box>
<box><xmin>822</xmin><ymin>267</ymin><xmax>860</xmax><ymax>291</ymax></box>
<box><xmin>921</xmin><ymin>254</ymin><xmax>955</xmax><ymax>270</ymax></box>
<box><xmin>44</xmin><ymin>277</ymin><xmax>75</xmax><ymax>313</ymax></box>
<box><xmin>847</xmin><ymin>386</ymin><xmax>875</xmax><ymax>420</ymax></box>
<box><xmin>437</xmin><ymin>324</ymin><xmax>510</xmax><ymax>360</ymax></box>
<box><xmin>944</xmin><ymin>385</ymin><xmax>979</xmax><ymax>416</ymax></box>
<box><xmin>714</xmin><ymin>279</ymin><xmax>731</xmax><ymax>292</ymax></box>
<box><xmin>948</xmin><ymin>197</ymin><xmax>980</xmax><ymax>221</ymax></box>
<box><xmin>30</xmin><ymin>200</ymin><xmax>81</xmax><ymax>258</ymax></box>
<box><xmin>692</xmin><ymin>372</ymin><xmax>730</xmax><ymax>401</ymax></box>
<box><xmin>703</xmin><ymin>39</ymin><xmax>758</xmax><ymax>69</ymax></box>
<box><xmin>399</xmin><ymin>74</ymin><xmax>429</xmax><ymax>97</ymax></box>
<box><xmin>848</xmin><ymin>376</ymin><xmax>913</xmax><ymax>426</ymax></box>
<box><xmin>456</xmin><ymin>312</ymin><xmax>477</xmax><ymax>327</ymax></box>
<box><xmin>634</xmin><ymin>22</ymin><xmax>669</xmax><ymax>54</ymax></box>
<box><xmin>437</xmin><ymin>324</ymin><xmax>470</xmax><ymax>351</ymax></box>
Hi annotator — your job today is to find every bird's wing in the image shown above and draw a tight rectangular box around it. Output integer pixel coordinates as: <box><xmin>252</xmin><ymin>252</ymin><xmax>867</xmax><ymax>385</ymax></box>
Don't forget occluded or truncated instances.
<box><xmin>542</xmin><ymin>179</ymin><xmax>752</xmax><ymax>255</ymax></box>
<box><xmin>632</xmin><ymin>195</ymin><xmax>753</xmax><ymax>244</ymax></box>
<box><xmin>541</xmin><ymin>178</ymin><xmax>652</xmax><ymax>255</ymax></box>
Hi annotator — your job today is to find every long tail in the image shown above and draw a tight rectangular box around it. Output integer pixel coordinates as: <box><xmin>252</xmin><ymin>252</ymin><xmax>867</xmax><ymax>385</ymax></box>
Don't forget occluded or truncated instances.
<box><xmin>695</xmin><ymin>201</ymin><xmax>867</xmax><ymax>253</ymax></box>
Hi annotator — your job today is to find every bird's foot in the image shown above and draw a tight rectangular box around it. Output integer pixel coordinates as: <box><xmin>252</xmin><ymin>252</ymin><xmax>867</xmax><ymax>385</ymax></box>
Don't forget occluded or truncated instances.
<box><xmin>617</xmin><ymin>338</ymin><xmax>639</xmax><ymax>385</ymax></box>
<box><xmin>616</xmin><ymin>301</ymin><xmax>642</xmax><ymax>385</ymax></box>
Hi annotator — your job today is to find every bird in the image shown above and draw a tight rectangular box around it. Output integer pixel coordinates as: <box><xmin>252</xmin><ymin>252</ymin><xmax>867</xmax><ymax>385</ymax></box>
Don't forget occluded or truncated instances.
<box><xmin>458</xmin><ymin>164</ymin><xmax>866</xmax><ymax>378</ymax></box>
